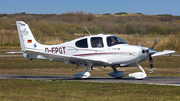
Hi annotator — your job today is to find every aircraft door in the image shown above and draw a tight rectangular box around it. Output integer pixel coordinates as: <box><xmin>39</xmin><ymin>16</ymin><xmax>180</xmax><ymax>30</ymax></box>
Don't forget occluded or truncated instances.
<box><xmin>90</xmin><ymin>37</ymin><xmax>106</xmax><ymax>56</ymax></box>
<box><xmin>91</xmin><ymin>37</ymin><xmax>104</xmax><ymax>48</ymax></box>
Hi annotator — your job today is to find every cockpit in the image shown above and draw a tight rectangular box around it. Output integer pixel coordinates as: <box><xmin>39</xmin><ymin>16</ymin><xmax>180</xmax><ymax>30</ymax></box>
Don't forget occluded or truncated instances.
<box><xmin>75</xmin><ymin>35</ymin><xmax>128</xmax><ymax>48</ymax></box>
<box><xmin>106</xmin><ymin>36</ymin><xmax>128</xmax><ymax>47</ymax></box>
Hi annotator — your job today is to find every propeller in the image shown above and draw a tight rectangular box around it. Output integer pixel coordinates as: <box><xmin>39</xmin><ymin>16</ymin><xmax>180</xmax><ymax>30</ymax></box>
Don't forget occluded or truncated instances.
<box><xmin>148</xmin><ymin>37</ymin><xmax>159</xmax><ymax>73</ymax></box>
<box><xmin>151</xmin><ymin>37</ymin><xmax>159</xmax><ymax>49</ymax></box>
<box><xmin>149</xmin><ymin>54</ymin><xmax>154</xmax><ymax>73</ymax></box>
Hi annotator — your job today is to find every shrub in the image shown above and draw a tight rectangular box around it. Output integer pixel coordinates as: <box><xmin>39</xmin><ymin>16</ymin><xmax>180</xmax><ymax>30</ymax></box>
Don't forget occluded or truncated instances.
<box><xmin>69</xmin><ymin>27</ymin><xmax>77</xmax><ymax>34</ymax></box>
<box><xmin>147</xmin><ymin>24</ymin><xmax>168</xmax><ymax>35</ymax></box>
<box><xmin>115</xmin><ymin>12</ymin><xmax>128</xmax><ymax>15</ymax></box>
<box><xmin>126</xmin><ymin>25</ymin><xmax>137</xmax><ymax>34</ymax></box>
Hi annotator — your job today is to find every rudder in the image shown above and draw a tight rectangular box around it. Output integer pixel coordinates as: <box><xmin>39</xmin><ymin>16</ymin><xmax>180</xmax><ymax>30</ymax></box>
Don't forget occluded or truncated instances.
<box><xmin>16</xmin><ymin>21</ymin><xmax>40</xmax><ymax>51</ymax></box>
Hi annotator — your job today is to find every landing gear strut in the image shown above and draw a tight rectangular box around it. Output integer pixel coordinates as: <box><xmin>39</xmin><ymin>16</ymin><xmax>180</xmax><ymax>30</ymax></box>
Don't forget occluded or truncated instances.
<box><xmin>108</xmin><ymin>66</ymin><xmax>125</xmax><ymax>78</ymax></box>
<box><xmin>74</xmin><ymin>64</ymin><xmax>92</xmax><ymax>78</ymax></box>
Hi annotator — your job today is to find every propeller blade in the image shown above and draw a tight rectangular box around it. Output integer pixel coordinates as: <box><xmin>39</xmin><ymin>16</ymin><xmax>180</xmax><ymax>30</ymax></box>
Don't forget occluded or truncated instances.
<box><xmin>149</xmin><ymin>55</ymin><xmax>154</xmax><ymax>73</ymax></box>
<box><xmin>151</xmin><ymin>37</ymin><xmax>159</xmax><ymax>49</ymax></box>
<box><xmin>139</xmin><ymin>42</ymin><xmax>142</xmax><ymax>46</ymax></box>
<box><xmin>148</xmin><ymin>37</ymin><xmax>158</xmax><ymax>73</ymax></box>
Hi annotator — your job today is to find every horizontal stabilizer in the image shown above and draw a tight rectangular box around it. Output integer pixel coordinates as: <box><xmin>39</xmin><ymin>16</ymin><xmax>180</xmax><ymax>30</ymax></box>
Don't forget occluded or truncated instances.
<box><xmin>6</xmin><ymin>52</ymin><xmax>23</xmax><ymax>54</ymax></box>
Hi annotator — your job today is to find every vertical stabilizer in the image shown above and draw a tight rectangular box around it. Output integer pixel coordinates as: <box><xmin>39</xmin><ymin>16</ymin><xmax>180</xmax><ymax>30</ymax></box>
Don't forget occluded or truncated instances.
<box><xmin>16</xmin><ymin>21</ymin><xmax>40</xmax><ymax>51</ymax></box>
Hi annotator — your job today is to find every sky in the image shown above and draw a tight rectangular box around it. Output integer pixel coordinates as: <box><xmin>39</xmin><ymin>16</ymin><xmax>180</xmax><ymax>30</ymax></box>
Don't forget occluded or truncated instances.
<box><xmin>0</xmin><ymin>0</ymin><xmax>180</xmax><ymax>16</ymax></box>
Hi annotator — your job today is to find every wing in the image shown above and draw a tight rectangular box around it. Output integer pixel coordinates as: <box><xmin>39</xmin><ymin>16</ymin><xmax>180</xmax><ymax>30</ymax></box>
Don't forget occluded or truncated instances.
<box><xmin>152</xmin><ymin>50</ymin><xmax>175</xmax><ymax>57</ymax></box>
<box><xmin>24</xmin><ymin>48</ymin><xmax>109</xmax><ymax>65</ymax></box>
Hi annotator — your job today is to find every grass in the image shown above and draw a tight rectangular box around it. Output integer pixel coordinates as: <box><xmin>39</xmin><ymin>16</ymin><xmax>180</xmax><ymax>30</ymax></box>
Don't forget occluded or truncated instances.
<box><xmin>0</xmin><ymin>79</ymin><xmax>180</xmax><ymax>101</ymax></box>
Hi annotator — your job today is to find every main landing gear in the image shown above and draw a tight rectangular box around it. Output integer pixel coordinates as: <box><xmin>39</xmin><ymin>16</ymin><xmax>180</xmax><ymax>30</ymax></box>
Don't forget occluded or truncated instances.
<box><xmin>74</xmin><ymin>64</ymin><xmax>92</xmax><ymax>78</ymax></box>
<box><xmin>108</xmin><ymin>63</ymin><xmax>147</xmax><ymax>80</ymax></box>
<box><xmin>108</xmin><ymin>66</ymin><xmax>125</xmax><ymax>78</ymax></box>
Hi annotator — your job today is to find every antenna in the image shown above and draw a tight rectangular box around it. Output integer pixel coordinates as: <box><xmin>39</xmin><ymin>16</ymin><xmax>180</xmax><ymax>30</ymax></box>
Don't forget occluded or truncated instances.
<box><xmin>84</xmin><ymin>26</ymin><xmax>92</xmax><ymax>36</ymax></box>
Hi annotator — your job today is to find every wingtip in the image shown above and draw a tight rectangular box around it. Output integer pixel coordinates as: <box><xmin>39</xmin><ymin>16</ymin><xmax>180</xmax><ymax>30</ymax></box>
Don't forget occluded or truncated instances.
<box><xmin>6</xmin><ymin>52</ymin><xmax>23</xmax><ymax>54</ymax></box>
<box><xmin>164</xmin><ymin>50</ymin><xmax>176</xmax><ymax>53</ymax></box>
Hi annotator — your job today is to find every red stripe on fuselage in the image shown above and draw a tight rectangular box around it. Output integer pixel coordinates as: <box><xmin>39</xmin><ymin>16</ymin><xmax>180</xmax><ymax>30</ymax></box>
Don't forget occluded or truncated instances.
<box><xmin>74</xmin><ymin>52</ymin><xmax>137</xmax><ymax>56</ymax></box>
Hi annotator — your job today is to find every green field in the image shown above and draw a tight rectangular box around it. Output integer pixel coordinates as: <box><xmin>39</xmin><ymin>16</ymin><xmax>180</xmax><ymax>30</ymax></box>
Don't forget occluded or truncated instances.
<box><xmin>0</xmin><ymin>79</ymin><xmax>180</xmax><ymax>101</ymax></box>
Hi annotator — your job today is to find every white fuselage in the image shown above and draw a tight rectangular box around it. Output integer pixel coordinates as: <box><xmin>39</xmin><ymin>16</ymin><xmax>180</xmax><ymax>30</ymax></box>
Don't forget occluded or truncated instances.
<box><xmin>37</xmin><ymin>34</ymin><xmax>148</xmax><ymax>66</ymax></box>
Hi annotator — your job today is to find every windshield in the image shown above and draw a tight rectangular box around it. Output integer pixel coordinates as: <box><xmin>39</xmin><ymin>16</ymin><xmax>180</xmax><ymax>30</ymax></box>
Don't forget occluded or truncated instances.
<box><xmin>107</xmin><ymin>36</ymin><xmax>128</xmax><ymax>47</ymax></box>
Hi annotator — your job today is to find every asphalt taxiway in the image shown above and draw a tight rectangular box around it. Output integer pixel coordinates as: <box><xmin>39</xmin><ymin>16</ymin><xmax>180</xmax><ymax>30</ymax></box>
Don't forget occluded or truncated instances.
<box><xmin>0</xmin><ymin>74</ymin><xmax>180</xmax><ymax>86</ymax></box>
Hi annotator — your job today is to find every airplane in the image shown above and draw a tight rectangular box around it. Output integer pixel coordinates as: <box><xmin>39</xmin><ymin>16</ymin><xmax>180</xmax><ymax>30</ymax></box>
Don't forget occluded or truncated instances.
<box><xmin>14</xmin><ymin>21</ymin><xmax>175</xmax><ymax>80</ymax></box>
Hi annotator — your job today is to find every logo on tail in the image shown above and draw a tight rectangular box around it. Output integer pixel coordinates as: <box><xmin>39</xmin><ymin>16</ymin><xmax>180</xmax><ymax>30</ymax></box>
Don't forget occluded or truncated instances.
<box><xmin>20</xmin><ymin>28</ymin><xmax>29</xmax><ymax>37</ymax></box>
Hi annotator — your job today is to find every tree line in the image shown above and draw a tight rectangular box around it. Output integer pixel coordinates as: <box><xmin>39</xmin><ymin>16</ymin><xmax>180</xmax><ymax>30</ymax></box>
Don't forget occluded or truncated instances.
<box><xmin>1</xmin><ymin>12</ymin><xmax>180</xmax><ymax>35</ymax></box>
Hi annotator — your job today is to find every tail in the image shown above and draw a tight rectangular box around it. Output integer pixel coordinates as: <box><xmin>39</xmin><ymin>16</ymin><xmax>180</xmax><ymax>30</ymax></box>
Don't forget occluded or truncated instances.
<box><xmin>16</xmin><ymin>21</ymin><xmax>40</xmax><ymax>51</ymax></box>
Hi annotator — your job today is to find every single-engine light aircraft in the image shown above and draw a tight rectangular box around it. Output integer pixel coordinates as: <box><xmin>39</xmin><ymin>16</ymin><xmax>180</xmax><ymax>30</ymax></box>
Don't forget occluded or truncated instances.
<box><xmin>15</xmin><ymin>21</ymin><xmax>175</xmax><ymax>79</ymax></box>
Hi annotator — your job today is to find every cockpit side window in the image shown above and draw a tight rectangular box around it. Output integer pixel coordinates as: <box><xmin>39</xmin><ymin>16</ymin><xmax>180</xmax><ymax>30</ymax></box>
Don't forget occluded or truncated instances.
<box><xmin>91</xmin><ymin>37</ymin><xmax>104</xmax><ymax>48</ymax></box>
<box><xmin>75</xmin><ymin>38</ymin><xmax>88</xmax><ymax>48</ymax></box>
<box><xmin>107</xmin><ymin>36</ymin><xmax>128</xmax><ymax>47</ymax></box>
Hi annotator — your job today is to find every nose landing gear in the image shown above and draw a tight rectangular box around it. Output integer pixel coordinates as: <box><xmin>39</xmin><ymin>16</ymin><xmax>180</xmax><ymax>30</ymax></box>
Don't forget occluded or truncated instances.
<box><xmin>129</xmin><ymin>63</ymin><xmax>147</xmax><ymax>80</ymax></box>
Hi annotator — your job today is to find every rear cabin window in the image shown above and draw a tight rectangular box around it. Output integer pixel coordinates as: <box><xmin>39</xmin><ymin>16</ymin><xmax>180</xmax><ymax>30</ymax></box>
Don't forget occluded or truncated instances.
<box><xmin>91</xmin><ymin>37</ymin><xmax>104</xmax><ymax>48</ymax></box>
<box><xmin>75</xmin><ymin>38</ymin><xmax>88</xmax><ymax>48</ymax></box>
